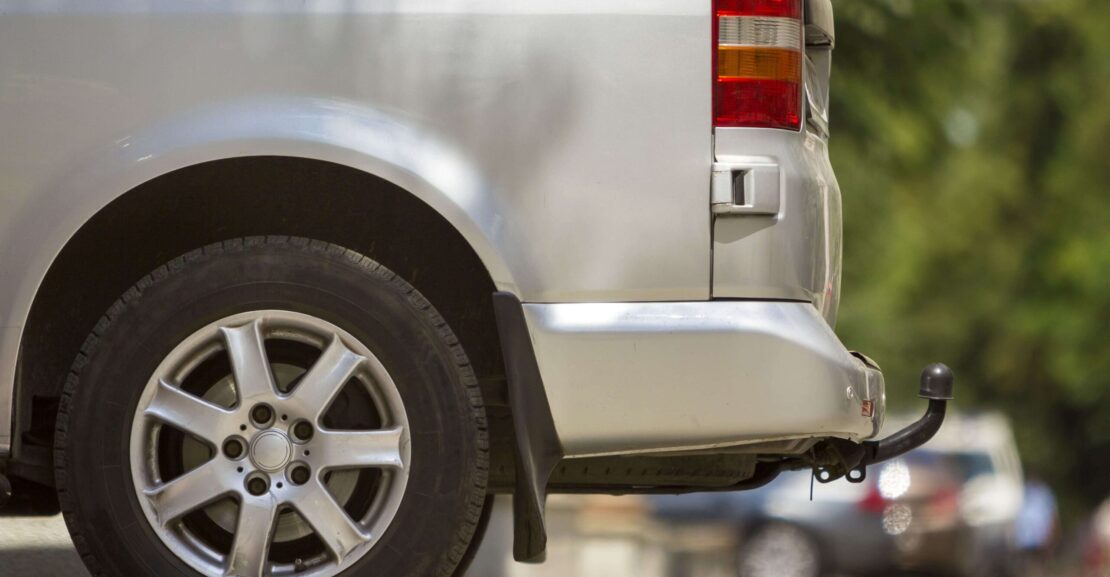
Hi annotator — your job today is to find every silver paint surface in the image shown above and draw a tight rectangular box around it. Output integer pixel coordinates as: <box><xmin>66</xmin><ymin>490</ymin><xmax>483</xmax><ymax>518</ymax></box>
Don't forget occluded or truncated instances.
<box><xmin>524</xmin><ymin>301</ymin><xmax>881</xmax><ymax>457</ymax></box>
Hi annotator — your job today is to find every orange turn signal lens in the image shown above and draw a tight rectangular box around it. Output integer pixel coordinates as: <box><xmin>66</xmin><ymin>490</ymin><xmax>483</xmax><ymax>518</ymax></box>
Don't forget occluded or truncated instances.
<box><xmin>717</xmin><ymin>47</ymin><xmax>801</xmax><ymax>82</ymax></box>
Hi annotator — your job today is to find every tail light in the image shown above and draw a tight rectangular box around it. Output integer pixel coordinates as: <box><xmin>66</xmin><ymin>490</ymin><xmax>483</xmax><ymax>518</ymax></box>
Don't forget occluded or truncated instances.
<box><xmin>857</xmin><ymin>484</ymin><xmax>887</xmax><ymax>514</ymax></box>
<box><xmin>925</xmin><ymin>485</ymin><xmax>961</xmax><ymax>525</ymax></box>
<box><xmin>713</xmin><ymin>0</ymin><xmax>804</xmax><ymax>130</ymax></box>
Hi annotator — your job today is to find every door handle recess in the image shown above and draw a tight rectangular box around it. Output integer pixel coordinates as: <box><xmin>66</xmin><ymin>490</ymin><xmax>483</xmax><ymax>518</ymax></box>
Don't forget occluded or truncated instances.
<box><xmin>711</xmin><ymin>161</ymin><xmax>780</xmax><ymax>216</ymax></box>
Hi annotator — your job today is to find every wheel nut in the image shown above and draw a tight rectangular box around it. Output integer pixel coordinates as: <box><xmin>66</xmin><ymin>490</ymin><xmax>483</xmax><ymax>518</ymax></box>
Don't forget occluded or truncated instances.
<box><xmin>292</xmin><ymin>421</ymin><xmax>314</xmax><ymax>442</ymax></box>
<box><xmin>251</xmin><ymin>404</ymin><xmax>273</xmax><ymax>425</ymax></box>
<box><xmin>223</xmin><ymin>438</ymin><xmax>244</xmax><ymax>459</ymax></box>
<box><xmin>290</xmin><ymin>465</ymin><xmax>311</xmax><ymax>485</ymax></box>
<box><xmin>246</xmin><ymin>476</ymin><xmax>269</xmax><ymax>496</ymax></box>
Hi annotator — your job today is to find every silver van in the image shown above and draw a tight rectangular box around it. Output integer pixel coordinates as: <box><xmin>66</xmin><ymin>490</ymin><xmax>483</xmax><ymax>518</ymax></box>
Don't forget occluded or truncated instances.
<box><xmin>0</xmin><ymin>1</ymin><xmax>953</xmax><ymax>576</ymax></box>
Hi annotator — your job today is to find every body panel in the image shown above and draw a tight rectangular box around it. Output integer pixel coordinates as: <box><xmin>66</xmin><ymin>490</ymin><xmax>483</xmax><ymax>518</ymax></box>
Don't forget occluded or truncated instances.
<box><xmin>0</xmin><ymin>0</ymin><xmax>714</xmax><ymax>452</ymax></box>
<box><xmin>713</xmin><ymin>127</ymin><xmax>843</xmax><ymax>325</ymax></box>
<box><xmin>0</xmin><ymin>0</ymin><xmax>713</xmax><ymax>308</ymax></box>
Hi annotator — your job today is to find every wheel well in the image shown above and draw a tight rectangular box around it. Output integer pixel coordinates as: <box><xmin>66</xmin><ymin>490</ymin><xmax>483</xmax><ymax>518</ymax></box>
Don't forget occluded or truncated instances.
<box><xmin>14</xmin><ymin>156</ymin><xmax>506</xmax><ymax>479</ymax></box>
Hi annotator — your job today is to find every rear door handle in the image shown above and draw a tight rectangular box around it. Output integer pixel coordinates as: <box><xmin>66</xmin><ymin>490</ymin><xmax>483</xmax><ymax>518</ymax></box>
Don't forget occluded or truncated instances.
<box><xmin>711</xmin><ymin>160</ymin><xmax>780</xmax><ymax>216</ymax></box>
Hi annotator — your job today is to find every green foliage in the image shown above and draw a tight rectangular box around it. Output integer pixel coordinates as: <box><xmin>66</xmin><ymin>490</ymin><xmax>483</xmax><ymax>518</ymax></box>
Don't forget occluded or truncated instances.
<box><xmin>832</xmin><ymin>0</ymin><xmax>1110</xmax><ymax>519</ymax></box>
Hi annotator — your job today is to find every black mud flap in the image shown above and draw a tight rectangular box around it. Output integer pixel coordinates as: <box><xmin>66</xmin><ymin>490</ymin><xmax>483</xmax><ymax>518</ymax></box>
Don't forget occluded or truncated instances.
<box><xmin>492</xmin><ymin>292</ymin><xmax>564</xmax><ymax>563</ymax></box>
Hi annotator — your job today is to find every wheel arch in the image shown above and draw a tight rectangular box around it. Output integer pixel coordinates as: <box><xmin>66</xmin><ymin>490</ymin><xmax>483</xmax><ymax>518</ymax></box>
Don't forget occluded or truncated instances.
<box><xmin>1</xmin><ymin>97</ymin><xmax>520</xmax><ymax>470</ymax></box>
<box><xmin>9</xmin><ymin>153</ymin><xmax>512</xmax><ymax>482</ymax></box>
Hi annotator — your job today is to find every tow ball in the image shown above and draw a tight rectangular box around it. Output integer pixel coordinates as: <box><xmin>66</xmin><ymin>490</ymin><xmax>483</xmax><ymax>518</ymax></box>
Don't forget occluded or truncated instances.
<box><xmin>815</xmin><ymin>363</ymin><xmax>955</xmax><ymax>484</ymax></box>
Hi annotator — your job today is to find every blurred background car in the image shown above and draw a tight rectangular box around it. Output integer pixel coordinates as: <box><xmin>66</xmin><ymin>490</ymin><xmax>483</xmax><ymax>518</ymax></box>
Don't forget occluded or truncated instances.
<box><xmin>649</xmin><ymin>413</ymin><xmax>1024</xmax><ymax>577</ymax></box>
<box><xmin>1016</xmin><ymin>471</ymin><xmax>1062</xmax><ymax>577</ymax></box>
<box><xmin>1083</xmin><ymin>498</ymin><xmax>1110</xmax><ymax>577</ymax></box>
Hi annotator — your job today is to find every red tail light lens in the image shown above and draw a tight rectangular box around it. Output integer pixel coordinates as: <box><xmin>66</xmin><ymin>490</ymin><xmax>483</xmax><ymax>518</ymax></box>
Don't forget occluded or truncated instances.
<box><xmin>926</xmin><ymin>485</ymin><xmax>961</xmax><ymax>524</ymax></box>
<box><xmin>714</xmin><ymin>0</ymin><xmax>804</xmax><ymax>130</ymax></box>
<box><xmin>716</xmin><ymin>0</ymin><xmax>801</xmax><ymax>18</ymax></box>
<box><xmin>857</xmin><ymin>484</ymin><xmax>887</xmax><ymax>514</ymax></box>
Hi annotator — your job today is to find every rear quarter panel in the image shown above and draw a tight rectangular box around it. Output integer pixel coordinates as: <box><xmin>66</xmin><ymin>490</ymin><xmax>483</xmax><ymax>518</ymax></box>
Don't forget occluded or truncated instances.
<box><xmin>0</xmin><ymin>1</ymin><xmax>715</xmax><ymax>449</ymax></box>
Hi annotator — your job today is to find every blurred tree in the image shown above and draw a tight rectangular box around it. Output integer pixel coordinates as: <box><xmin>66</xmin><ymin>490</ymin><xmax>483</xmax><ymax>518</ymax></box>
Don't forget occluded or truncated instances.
<box><xmin>831</xmin><ymin>0</ymin><xmax>1110</xmax><ymax>520</ymax></box>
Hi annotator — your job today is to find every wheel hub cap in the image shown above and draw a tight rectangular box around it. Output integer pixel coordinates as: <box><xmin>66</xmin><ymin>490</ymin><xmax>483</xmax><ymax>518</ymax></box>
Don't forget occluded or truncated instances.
<box><xmin>250</xmin><ymin>431</ymin><xmax>292</xmax><ymax>472</ymax></box>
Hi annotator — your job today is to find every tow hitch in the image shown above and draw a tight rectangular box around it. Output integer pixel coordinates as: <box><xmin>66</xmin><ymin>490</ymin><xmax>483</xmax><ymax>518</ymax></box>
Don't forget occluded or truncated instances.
<box><xmin>814</xmin><ymin>363</ymin><xmax>954</xmax><ymax>484</ymax></box>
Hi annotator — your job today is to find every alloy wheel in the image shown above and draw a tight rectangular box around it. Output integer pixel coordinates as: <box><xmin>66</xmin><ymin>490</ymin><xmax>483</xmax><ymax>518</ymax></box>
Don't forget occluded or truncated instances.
<box><xmin>129</xmin><ymin>310</ymin><xmax>410</xmax><ymax>577</ymax></box>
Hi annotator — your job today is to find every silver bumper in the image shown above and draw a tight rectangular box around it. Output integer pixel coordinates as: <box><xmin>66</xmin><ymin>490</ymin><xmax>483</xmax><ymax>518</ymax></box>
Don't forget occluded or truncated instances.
<box><xmin>523</xmin><ymin>300</ymin><xmax>885</xmax><ymax>457</ymax></box>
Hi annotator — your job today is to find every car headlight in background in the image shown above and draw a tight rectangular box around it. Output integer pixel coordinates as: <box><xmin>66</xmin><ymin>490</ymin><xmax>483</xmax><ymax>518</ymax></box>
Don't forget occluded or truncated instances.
<box><xmin>878</xmin><ymin>459</ymin><xmax>911</xmax><ymax>500</ymax></box>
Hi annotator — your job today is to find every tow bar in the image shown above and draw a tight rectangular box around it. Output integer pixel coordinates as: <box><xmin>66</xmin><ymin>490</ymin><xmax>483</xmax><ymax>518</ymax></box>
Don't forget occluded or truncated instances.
<box><xmin>814</xmin><ymin>363</ymin><xmax>955</xmax><ymax>484</ymax></box>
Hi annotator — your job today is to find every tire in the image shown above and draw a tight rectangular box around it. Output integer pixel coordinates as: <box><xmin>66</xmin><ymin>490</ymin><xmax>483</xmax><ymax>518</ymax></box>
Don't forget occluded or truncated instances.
<box><xmin>737</xmin><ymin>522</ymin><xmax>821</xmax><ymax>577</ymax></box>
<box><xmin>450</xmin><ymin>495</ymin><xmax>495</xmax><ymax>577</ymax></box>
<box><xmin>55</xmin><ymin>237</ymin><xmax>489</xmax><ymax>577</ymax></box>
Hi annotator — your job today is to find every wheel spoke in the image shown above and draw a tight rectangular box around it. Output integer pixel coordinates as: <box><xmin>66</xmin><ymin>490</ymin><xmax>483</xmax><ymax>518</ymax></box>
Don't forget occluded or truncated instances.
<box><xmin>144</xmin><ymin>460</ymin><xmax>228</xmax><ymax>527</ymax></box>
<box><xmin>145</xmin><ymin>379</ymin><xmax>232</xmax><ymax>445</ymax></box>
<box><xmin>291</xmin><ymin>336</ymin><xmax>365</xmax><ymax>419</ymax></box>
<box><xmin>224</xmin><ymin>496</ymin><xmax>278</xmax><ymax>577</ymax></box>
<box><xmin>316</xmin><ymin>427</ymin><xmax>405</xmax><ymax>471</ymax></box>
<box><xmin>295</xmin><ymin>482</ymin><xmax>370</xmax><ymax>562</ymax></box>
<box><xmin>221</xmin><ymin>320</ymin><xmax>279</xmax><ymax>403</ymax></box>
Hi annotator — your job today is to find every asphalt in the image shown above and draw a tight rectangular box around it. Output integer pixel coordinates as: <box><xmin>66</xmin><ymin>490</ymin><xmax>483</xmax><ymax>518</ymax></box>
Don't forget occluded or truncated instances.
<box><xmin>0</xmin><ymin>503</ymin><xmax>516</xmax><ymax>577</ymax></box>
<box><xmin>0</xmin><ymin>515</ymin><xmax>87</xmax><ymax>577</ymax></box>
<box><xmin>0</xmin><ymin>495</ymin><xmax>714</xmax><ymax>577</ymax></box>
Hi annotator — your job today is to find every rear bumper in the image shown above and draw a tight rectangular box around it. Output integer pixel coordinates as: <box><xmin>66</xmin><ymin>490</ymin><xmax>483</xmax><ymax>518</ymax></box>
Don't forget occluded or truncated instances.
<box><xmin>524</xmin><ymin>300</ymin><xmax>885</xmax><ymax>457</ymax></box>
